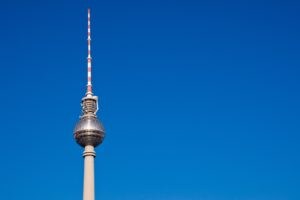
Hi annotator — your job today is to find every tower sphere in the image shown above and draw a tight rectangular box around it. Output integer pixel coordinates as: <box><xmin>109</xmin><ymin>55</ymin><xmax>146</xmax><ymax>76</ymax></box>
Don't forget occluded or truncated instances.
<box><xmin>74</xmin><ymin>115</ymin><xmax>105</xmax><ymax>147</ymax></box>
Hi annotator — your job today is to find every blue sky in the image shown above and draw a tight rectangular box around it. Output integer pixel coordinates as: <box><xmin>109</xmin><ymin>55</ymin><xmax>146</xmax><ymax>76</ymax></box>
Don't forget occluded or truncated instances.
<box><xmin>0</xmin><ymin>0</ymin><xmax>299</xmax><ymax>200</ymax></box>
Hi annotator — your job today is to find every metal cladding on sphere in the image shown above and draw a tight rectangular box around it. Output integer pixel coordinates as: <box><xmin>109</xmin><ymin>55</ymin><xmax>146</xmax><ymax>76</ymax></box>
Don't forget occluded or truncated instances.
<box><xmin>74</xmin><ymin>115</ymin><xmax>104</xmax><ymax>147</ymax></box>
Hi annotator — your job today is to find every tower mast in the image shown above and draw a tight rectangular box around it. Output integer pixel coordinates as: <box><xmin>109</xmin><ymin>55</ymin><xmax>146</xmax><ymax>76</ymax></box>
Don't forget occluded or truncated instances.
<box><xmin>74</xmin><ymin>8</ymin><xmax>105</xmax><ymax>200</ymax></box>
<box><xmin>87</xmin><ymin>8</ymin><xmax>92</xmax><ymax>96</ymax></box>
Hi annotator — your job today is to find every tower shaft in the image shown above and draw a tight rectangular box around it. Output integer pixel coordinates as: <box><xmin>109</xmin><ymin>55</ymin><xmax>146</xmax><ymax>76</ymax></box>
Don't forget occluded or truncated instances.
<box><xmin>83</xmin><ymin>145</ymin><xmax>96</xmax><ymax>200</ymax></box>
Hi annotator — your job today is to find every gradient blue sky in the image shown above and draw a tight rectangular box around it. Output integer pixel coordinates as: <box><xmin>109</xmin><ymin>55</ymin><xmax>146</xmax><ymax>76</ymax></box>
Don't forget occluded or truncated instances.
<box><xmin>0</xmin><ymin>0</ymin><xmax>299</xmax><ymax>200</ymax></box>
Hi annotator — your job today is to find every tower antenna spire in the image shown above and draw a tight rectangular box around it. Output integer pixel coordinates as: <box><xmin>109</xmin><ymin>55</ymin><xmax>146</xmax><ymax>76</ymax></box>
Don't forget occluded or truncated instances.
<box><xmin>87</xmin><ymin>8</ymin><xmax>92</xmax><ymax>96</ymax></box>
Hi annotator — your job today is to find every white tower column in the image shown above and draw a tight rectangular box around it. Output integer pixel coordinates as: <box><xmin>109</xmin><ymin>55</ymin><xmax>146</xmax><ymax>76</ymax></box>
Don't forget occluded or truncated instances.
<box><xmin>83</xmin><ymin>145</ymin><xmax>96</xmax><ymax>200</ymax></box>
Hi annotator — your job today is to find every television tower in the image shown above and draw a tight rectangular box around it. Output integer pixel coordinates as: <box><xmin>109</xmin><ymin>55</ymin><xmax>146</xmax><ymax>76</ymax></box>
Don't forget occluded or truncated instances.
<box><xmin>74</xmin><ymin>8</ymin><xmax>105</xmax><ymax>200</ymax></box>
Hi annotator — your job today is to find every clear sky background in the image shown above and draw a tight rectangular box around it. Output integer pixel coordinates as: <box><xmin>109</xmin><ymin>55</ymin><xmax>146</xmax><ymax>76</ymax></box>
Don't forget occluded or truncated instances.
<box><xmin>0</xmin><ymin>0</ymin><xmax>299</xmax><ymax>200</ymax></box>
